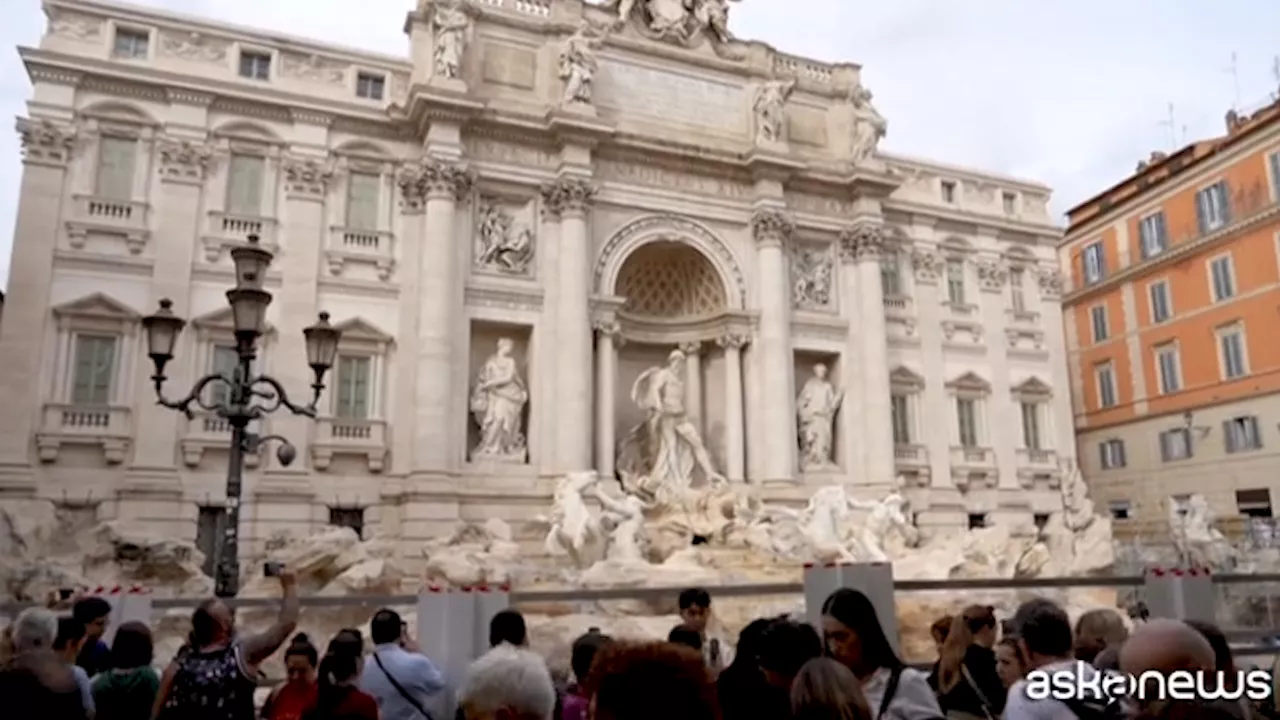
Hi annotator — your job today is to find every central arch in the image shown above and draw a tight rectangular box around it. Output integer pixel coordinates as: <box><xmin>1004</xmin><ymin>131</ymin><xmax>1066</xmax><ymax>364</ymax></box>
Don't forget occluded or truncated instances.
<box><xmin>593</xmin><ymin>214</ymin><xmax>746</xmax><ymax>310</ymax></box>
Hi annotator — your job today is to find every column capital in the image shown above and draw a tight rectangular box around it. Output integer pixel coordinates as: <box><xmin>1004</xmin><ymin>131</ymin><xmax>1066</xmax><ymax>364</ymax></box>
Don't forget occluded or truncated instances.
<box><xmin>398</xmin><ymin>158</ymin><xmax>473</xmax><ymax>211</ymax></box>
<box><xmin>716</xmin><ymin>332</ymin><xmax>751</xmax><ymax>350</ymax></box>
<box><xmin>838</xmin><ymin>222</ymin><xmax>885</xmax><ymax>263</ymax></box>
<box><xmin>750</xmin><ymin>208</ymin><xmax>794</xmax><ymax>248</ymax></box>
<box><xmin>541</xmin><ymin>177</ymin><xmax>597</xmax><ymax>218</ymax></box>
<box><xmin>910</xmin><ymin>247</ymin><xmax>944</xmax><ymax>283</ymax></box>
<box><xmin>592</xmin><ymin>317</ymin><xmax>624</xmax><ymax>344</ymax></box>
<box><xmin>975</xmin><ymin>257</ymin><xmax>1009</xmax><ymax>292</ymax></box>
<box><xmin>1037</xmin><ymin>267</ymin><xmax>1064</xmax><ymax>298</ymax></box>
<box><xmin>282</xmin><ymin>155</ymin><xmax>335</xmax><ymax>199</ymax></box>
<box><xmin>156</xmin><ymin>137</ymin><xmax>214</xmax><ymax>184</ymax></box>
<box><xmin>17</xmin><ymin>117</ymin><xmax>76</xmax><ymax>167</ymax></box>
<box><xmin>679</xmin><ymin>340</ymin><xmax>703</xmax><ymax>356</ymax></box>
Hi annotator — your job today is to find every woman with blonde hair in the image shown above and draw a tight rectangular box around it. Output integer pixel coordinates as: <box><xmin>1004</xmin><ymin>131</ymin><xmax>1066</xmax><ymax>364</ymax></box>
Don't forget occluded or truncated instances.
<box><xmin>791</xmin><ymin>658</ymin><xmax>872</xmax><ymax>720</ymax></box>
<box><xmin>929</xmin><ymin>606</ymin><xmax>1003</xmax><ymax>720</ymax></box>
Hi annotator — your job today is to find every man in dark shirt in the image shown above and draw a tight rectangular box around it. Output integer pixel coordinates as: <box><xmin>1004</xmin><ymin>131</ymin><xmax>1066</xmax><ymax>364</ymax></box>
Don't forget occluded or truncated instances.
<box><xmin>72</xmin><ymin>597</ymin><xmax>112</xmax><ymax>677</ymax></box>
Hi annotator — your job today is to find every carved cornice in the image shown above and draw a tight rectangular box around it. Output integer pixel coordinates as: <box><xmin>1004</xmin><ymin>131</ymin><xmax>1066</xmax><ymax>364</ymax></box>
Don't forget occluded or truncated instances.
<box><xmin>290</xmin><ymin>108</ymin><xmax>334</xmax><ymax>127</ymax></box>
<box><xmin>282</xmin><ymin>155</ymin><xmax>335</xmax><ymax>197</ymax></box>
<box><xmin>157</xmin><ymin>138</ymin><xmax>214</xmax><ymax>182</ymax></box>
<box><xmin>910</xmin><ymin>248</ymin><xmax>944</xmax><ymax>284</ymax></box>
<box><xmin>540</xmin><ymin>178</ymin><xmax>597</xmax><ymax>218</ymax></box>
<box><xmin>837</xmin><ymin>223</ymin><xmax>884</xmax><ymax>263</ymax></box>
<box><xmin>16</xmin><ymin>118</ymin><xmax>77</xmax><ymax>166</ymax></box>
<box><xmin>975</xmin><ymin>258</ymin><xmax>1009</xmax><ymax>292</ymax></box>
<box><xmin>27</xmin><ymin>64</ymin><xmax>82</xmax><ymax>87</ymax></box>
<box><xmin>716</xmin><ymin>332</ymin><xmax>751</xmax><ymax>350</ymax></box>
<box><xmin>750</xmin><ymin>209</ymin><xmax>794</xmax><ymax>248</ymax></box>
<box><xmin>398</xmin><ymin>159</ymin><xmax>474</xmax><ymax>210</ymax></box>
<box><xmin>166</xmin><ymin>88</ymin><xmax>215</xmax><ymax>107</ymax></box>
<box><xmin>679</xmin><ymin>340</ymin><xmax>703</xmax><ymax>356</ymax></box>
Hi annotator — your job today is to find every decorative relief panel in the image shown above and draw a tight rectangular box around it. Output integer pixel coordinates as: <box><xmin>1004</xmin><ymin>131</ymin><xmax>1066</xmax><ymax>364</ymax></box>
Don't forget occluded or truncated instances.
<box><xmin>48</xmin><ymin>9</ymin><xmax>103</xmax><ymax>41</ymax></box>
<box><xmin>156</xmin><ymin>138</ymin><xmax>214</xmax><ymax>182</ymax></box>
<box><xmin>282</xmin><ymin>156</ymin><xmax>335</xmax><ymax>197</ymax></box>
<box><xmin>595</xmin><ymin>60</ymin><xmax>747</xmax><ymax>133</ymax></box>
<box><xmin>279</xmin><ymin>52</ymin><xmax>348</xmax><ymax>85</ymax></box>
<box><xmin>790</xmin><ymin>244</ymin><xmax>833</xmax><ymax>310</ymax></box>
<box><xmin>975</xmin><ymin>258</ymin><xmax>1008</xmax><ymax>292</ymax></box>
<box><xmin>596</xmin><ymin>159</ymin><xmax>751</xmax><ymax>199</ymax></box>
<box><xmin>474</xmin><ymin>197</ymin><xmax>535</xmax><ymax>276</ymax></box>
<box><xmin>910</xmin><ymin>248</ymin><xmax>944</xmax><ymax>283</ymax></box>
<box><xmin>157</xmin><ymin>31</ymin><xmax>230</xmax><ymax>63</ymax></box>
<box><xmin>1037</xmin><ymin>268</ymin><xmax>1064</xmax><ymax>299</ymax></box>
<box><xmin>1006</xmin><ymin>328</ymin><xmax>1047</xmax><ymax>355</ymax></box>
<box><xmin>615</xmin><ymin>242</ymin><xmax>727</xmax><ymax>319</ymax></box>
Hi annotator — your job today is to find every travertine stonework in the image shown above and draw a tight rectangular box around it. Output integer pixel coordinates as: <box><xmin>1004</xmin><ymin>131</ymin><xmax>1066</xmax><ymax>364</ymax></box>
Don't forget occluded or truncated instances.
<box><xmin>0</xmin><ymin>0</ymin><xmax>1068</xmax><ymax>566</ymax></box>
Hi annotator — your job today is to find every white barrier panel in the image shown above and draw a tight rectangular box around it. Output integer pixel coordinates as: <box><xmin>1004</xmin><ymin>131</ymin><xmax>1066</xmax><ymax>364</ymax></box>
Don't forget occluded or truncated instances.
<box><xmin>473</xmin><ymin>583</ymin><xmax>511</xmax><ymax>656</ymax></box>
<box><xmin>803</xmin><ymin>562</ymin><xmax>900</xmax><ymax>656</ymax></box>
<box><xmin>1143</xmin><ymin>567</ymin><xmax>1215</xmax><ymax>622</ymax></box>
<box><xmin>443</xmin><ymin>587</ymin><xmax>478</xmax><ymax>685</ymax></box>
<box><xmin>116</xmin><ymin>586</ymin><xmax>153</xmax><ymax>634</ymax></box>
<box><xmin>416</xmin><ymin>585</ymin><xmax>453</xmax><ymax>673</ymax></box>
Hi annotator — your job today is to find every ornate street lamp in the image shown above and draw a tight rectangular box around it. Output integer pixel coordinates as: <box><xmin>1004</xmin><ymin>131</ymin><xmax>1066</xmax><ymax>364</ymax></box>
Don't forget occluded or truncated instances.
<box><xmin>141</xmin><ymin>234</ymin><xmax>340</xmax><ymax>597</ymax></box>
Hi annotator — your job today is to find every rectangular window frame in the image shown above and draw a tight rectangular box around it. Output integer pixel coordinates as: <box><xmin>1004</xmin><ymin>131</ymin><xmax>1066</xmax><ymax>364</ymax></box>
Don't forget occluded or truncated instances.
<box><xmin>333</xmin><ymin>354</ymin><xmax>374</xmax><ymax>420</ymax></box>
<box><xmin>1009</xmin><ymin>267</ymin><xmax>1026</xmax><ymax>312</ymax></box>
<box><xmin>1147</xmin><ymin>279</ymin><xmax>1172</xmax><ymax>324</ymax></box>
<box><xmin>890</xmin><ymin>393</ymin><xmax>911</xmax><ymax>445</ymax></box>
<box><xmin>355</xmin><ymin>72</ymin><xmax>386</xmax><ymax>100</ymax></box>
<box><xmin>1020</xmin><ymin>401</ymin><xmax>1041</xmax><ymax>450</ymax></box>
<box><xmin>1196</xmin><ymin>180</ymin><xmax>1231</xmax><ymax>233</ymax></box>
<box><xmin>940</xmin><ymin>180</ymin><xmax>956</xmax><ymax>203</ymax></box>
<box><xmin>881</xmin><ymin>251</ymin><xmax>902</xmax><ymax>297</ymax></box>
<box><xmin>956</xmin><ymin>397</ymin><xmax>979</xmax><ymax>448</ymax></box>
<box><xmin>70</xmin><ymin>333</ymin><xmax>119</xmax><ymax>407</ymax></box>
<box><xmin>1159</xmin><ymin>427</ymin><xmax>1193</xmax><ymax>462</ymax></box>
<box><xmin>1001</xmin><ymin>191</ymin><xmax>1017</xmax><ymax>215</ymax></box>
<box><xmin>225</xmin><ymin>152</ymin><xmax>266</xmax><ymax>217</ymax></box>
<box><xmin>95</xmin><ymin>135</ymin><xmax>138</xmax><ymax>201</ymax></box>
<box><xmin>945</xmin><ymin>259</ymin><xmax>966</xmax><ymax>305</ymax></box>
<box><xmin>112</xmin><ymin>26</ymin><xmax>150</xmax><ymax>60</ymax></box>
<box><xmin>1138</xmin><ymin>211</ymin><xmax>1169</xmax><ymax>259</ymax></box>
<box><xmin>238</xmin><ymin>48</ymin><xmax>273</xmax><ymax>81</ymax></box>
<box><xmin>1082</xmin><ymin>241</ymin><xmax>1105</xmax><ymax>285</ymax></box>
<box><xmin>1224</xmin><ymin>415</ymin><xmax>1262</xmax><ymax>454</ymax></box>
<box><xmin>1154</xmin><ymin>342</ymin><xmax>1182</xmax><ymax>395</ymax></box>
<box><xmin>1207</xmin><ymin>252</ymin><xmax>1237</xmax><ymax>302</ymax></box>
<box><xmin>1095</xmin><ymin>362</ymin><xmax>1117</xmax><ymax>409</ymax></box>
<box><xmin>1099</xmin><ymin>439</ymin><xmax>1126</xmax><ymax>470</ymax></box>
<box><xmin>1108</xmin><ymin>499</ymin><xmax>1131</xmax><ymax>519</ymax></box>
<box><xmin>345</xmin><ymin>171</ymin><xmax>382</xmax><ymax>231</ymax></box>
<box><xmin>1216</xmin><ymin>323</ymin><xmax>1249</xmax><ymax>380</ymax></box>
<box><xmin>1089</xmin><ymin>304</ymin><xmax>1109</xmax><ymax>343</ymax></box>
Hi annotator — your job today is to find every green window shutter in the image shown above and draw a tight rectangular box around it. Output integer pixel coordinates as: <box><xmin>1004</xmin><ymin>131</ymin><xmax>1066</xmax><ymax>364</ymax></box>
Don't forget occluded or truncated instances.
<box><xmin>96</xmin><ymin>137</ymin><xmax>137</xmax><ymax>200</ymax></box>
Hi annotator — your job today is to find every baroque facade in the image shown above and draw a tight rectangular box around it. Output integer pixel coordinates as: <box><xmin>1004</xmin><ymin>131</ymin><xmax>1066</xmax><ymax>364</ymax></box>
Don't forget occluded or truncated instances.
<box><xmin>0</xmin><ymin>0</ymin><xmax>1070</xmax><ymax>561</ymax></box>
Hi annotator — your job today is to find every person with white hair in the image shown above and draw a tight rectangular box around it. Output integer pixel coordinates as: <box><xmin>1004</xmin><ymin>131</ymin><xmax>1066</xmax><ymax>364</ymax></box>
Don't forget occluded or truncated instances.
<box><xmin>459</xmin><ymin>644</ymin><xmax>556</xmax><ymax>720</ymax></box>
<box><xmin>0</xmin><ymin>607</ymin><xmax>90</xmax><ymax>718</ymax></box>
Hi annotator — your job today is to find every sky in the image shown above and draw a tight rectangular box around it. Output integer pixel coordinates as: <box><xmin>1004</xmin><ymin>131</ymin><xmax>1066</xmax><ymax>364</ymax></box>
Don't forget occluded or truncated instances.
<box><xmin>0</xmin><ymin>0</ymin><xmax>1277</xmax><ymax>287</ymax></box>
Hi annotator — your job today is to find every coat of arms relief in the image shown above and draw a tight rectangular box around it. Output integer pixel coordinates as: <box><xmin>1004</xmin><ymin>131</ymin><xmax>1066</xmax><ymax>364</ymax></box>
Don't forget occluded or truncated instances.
<box><xmin>606</xmin><ymin>0</ymin><xmax>744</xmax><ymax>54</ymax></box>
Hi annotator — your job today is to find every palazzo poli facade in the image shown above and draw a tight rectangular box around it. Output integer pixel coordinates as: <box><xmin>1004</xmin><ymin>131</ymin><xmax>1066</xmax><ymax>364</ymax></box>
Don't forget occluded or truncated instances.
<box><xmin>0</xmin><ymin>0</ymin><xmax>1071</xmax><ymax>560</ymax></box>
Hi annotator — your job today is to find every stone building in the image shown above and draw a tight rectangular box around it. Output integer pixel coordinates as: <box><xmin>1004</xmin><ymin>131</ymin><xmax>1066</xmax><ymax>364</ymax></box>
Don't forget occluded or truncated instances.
<box><xmin>1062</xmin><ymin>97</ymin><xmax>1280</xmax><ymax>533</ymax></box>
<box><xmin>0</xmin><ymin>0</ymin><xmax>1069</xmax><ymax>562</ymax></box>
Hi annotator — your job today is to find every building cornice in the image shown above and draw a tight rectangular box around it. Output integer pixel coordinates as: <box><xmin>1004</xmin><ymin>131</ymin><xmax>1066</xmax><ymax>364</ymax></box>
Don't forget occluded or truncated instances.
<box><xmin>883</xmin><ymin>197</ymin><xmax>1062</xmax><ymax>246</ymax></box>
<box><xmin>882</xmin><ymin>152</ymin><xmax>1052</xmax><ymax>195</ymax></box>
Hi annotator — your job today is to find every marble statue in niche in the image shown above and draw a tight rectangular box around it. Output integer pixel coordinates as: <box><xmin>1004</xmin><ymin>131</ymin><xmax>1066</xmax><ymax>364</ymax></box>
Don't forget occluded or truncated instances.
<box><xmin>475</xmin><ymin>201</ymin><xmax>534</xmax><ymax>274</ymax></box>
<box><xmin>469</xmin><ymin>337</ymin><xmax>528</xmax><ymax>462</ymax></box>
<box><xmin>797</xmin><ymin>363</ymin><xmax>842</xmax><ymax>471</ymax></box>
<box><xmin>431</xmin><ymin>0</ymin><xmax>471</xmax><ymax>80</ymax></box>
<box><xmin>753</xmin><ymin>79</ymin><xmax>795</xmax><ymax>145</ymax></box>
<box><xmin>617</xmin><ymin>349</ymin><xmax>727</xmax><ymax>502</ymax></box>
<box><xmin>791</xmin><ymin>245</ymin><xmax>832</xmax><ymax>309</ymax></box>
<box><xmin>849</xmin><ymin>83</ymin><xmax>887</xmax><ymax>162</ymax></box>
<box><xmin>559</xmin><ymin>21</ymin><xmax>609</xmax><ymax>105</ymax></box>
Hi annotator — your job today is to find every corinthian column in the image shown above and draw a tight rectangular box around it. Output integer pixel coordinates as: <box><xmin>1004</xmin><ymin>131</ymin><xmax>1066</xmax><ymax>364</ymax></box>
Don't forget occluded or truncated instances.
<box><xmin>843</xmin><ymin>223</ymin><xmax>894</xmax><ymax>485</ymax></box>
<box><xmin>680</xmin><ymin>341</ymin><xmax>704</xmax><ymax>434</ymax></box>
<box><xmin>403</xmin><ymin>159</ymin><xmax>473</xmax><ymax>474</ymax></box>
<box><xmin>593</xmin><ymin>319</ymin><xmax>621</xmax><ymax>479</ymax></box>
<box><xmin>542</xmin><ymin>178</ymin><xmax>597</xmax><ymax>472</ymax></box>
<box><xmin>717</xmin><ymin>333</ymin><xmax>749</xmax><ymax>482</ymax></box>
<box><xmin>752</xmin><ymin>208</ymin><xmax>798</xmax><ymax>482</ymax></box>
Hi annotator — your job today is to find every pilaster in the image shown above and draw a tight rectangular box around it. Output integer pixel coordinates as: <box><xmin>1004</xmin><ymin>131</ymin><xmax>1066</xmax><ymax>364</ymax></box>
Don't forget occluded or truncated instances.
<box><xmin>974</xmin><ymin>241</ymin><xmax>1018</xmax><ymax>490</ymax></box>
<box><xmin>909</xmin><ymin>220</ymin><xmax>952</xmax><ymax>488</ymax></box>
<box><xmin>751</xmin><ymin>207</ymin><xmax>798</xmax><ymax>482</ymax></box>
<box><xmin>680</xmin><ymin>341</ymin><xmax>704</xmax><ymax>436</ymax></box>
<box><xmin>717</xmin><ymin>333</ymin><xmax>749</xmax><ymax>482</ymax></box>
<box><xmin>841</xmin><ymin>222</ymin><xmax>894</xmax><ymax>486</ymax></box>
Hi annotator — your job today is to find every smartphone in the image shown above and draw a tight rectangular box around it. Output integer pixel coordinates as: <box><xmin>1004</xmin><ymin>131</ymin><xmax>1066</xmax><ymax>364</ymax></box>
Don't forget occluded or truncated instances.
<box><xmin>58</xmin><ymin>588</ymin><xmax>74</xmax><ymax>600</ymax></box>
<box><xmin>263</xmin><ymin>561</ymin><xmax>284</xmax><ymax>578</ymax></box>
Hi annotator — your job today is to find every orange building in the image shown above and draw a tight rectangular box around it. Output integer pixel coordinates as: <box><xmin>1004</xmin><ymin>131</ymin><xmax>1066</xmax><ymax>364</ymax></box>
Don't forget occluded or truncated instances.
<box><xmin>1060</xmin><ymin>100</ymin><xmax>1280</xmax><ymax>532</ymax></box>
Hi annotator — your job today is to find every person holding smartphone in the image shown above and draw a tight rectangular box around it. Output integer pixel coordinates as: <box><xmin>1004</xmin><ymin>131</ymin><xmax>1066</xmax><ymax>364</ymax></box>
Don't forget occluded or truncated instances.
<box><xmin>360</xmin><ymin>609</ymin><xmax>447</xmax><ymax>720</ymax></box>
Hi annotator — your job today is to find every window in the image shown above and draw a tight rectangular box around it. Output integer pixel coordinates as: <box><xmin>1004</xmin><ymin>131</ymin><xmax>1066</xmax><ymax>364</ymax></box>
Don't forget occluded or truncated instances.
<box><xmin>1099</xmin><ymin>439</ymin><xmax>1126</xmax><ymax>469</ymax></box>
<box><xmin>946</xmin><ymin>260</ymin><xmax>965</xmax><ymax>305</ymax></box>
<box><xmin>1159</xmin><ymin>427</ymin><xmax>1192</xmax><ymax>461</ymax></box>
<box><xmin>881</xmin><ymin>251</ymin><xmax>901</xmax><ymax>297</ymax></box>
<box><xmin>1237</xmin><ymin>489</ymin><xmax>1273</xmax><ymax>519</ymax></box>
<box><xmin>1171</xmin><ymin>494</ymin><xmax>1191</xmax><ymax>515</ymax></box>
<box><xmin>334</xmin><ymin>355</ymin><xmax>372</xmax><ymax>420</ymax></box>
<box><xmin>891</xmin><ymin>393</ymin><xmax>910</xmax><ymax>444</ymax></box>
<box><xmin>1089</xmin><ymin>305</ymin><xmax>1108</xmax><ymax>342</ymax></box>
<box><xmin>1270</xmin><ymin>152</ymin><xmax>1280</xmax><ymax>201</ymax></box>
<box><xmin>71</xmin><ymin>334</ymin><xmax>117</xmax><ymax>406</ymax></box>
<box><xmin>196</xmin><ymin>506</ymin><xmax>225</xmax><ymax>578</ymax></box>
<box><xmin>1108</xmin><ymin>500</ymin><xmax>1131</xmax><ymax>520</ymax></box>
<box><xmin>1033</xmin><ymin>513</ymin><xmax>1050</xmax><ymax>530</ymax></box>
<box><xmin>1155</xmin><ymin>343</ymin><xmax>1181</xmax><ymax>394</ymax></box>
<box><xmin>356</xmin><ymin>72</ymin><xmax>385</xmax><ymax>100</ymax></box>
<box><xmin>329</xmin><ymin>507</ymin><xmax>366</xmax><ymax>539</ymax></box>
<box><xmin>95</xmin><ymin>136</ymin><xmax>137</xmax><ymax>201</ymax></box>
<box><xmin>1138</xmin><ymin>212</ymin><xmax>1169</xmax><ymax>259</ymax></box>
<box><xmin>956</xmin><ymin>397</ymin><xmax>978</xmax><ymax>447</ymax></box>
<box><xmin>1082</xmin><ymin>242</ymin><xmax>1105</xmax><ymax>284</ymax></box>
<box><xmin>207</xmin><ymin>345</ymin><xmax>239</xmax><ymax>406</ymax></box>
<box><xmin>1020</xmin><ymin>402</ymin><xmax>1041</xmax><ymax>450</ymax></box>
<box><xmin>941</xmin><ymin>180</ymin><xmax>956</xmax><ymax>203</ymax></box>
<box><xmin>345</xmin><ymin>171</ymin><xmax>381</xmax><ymax>231</ymax></box>
<box><xmin>1224</xmin><ymin>415</ymin><xmax>1262</xmax><ymax>454</ymax></box>
<box><xmin>1009</xmin><ymin>268</ymin><xmax>1026</xmax><ymax>312</ymax></box>
<box><xmin>1095</xmin><ymin>363</ymin><xmax>1117</xmax><ymax>409</ymax></box>
<box><xmin>1219</xmin><ymin>325</ymin><xmax>1248</xmax><ymax>379</ymax></box>
<box><xmin>1195</xmin><ymin>181</ymin><xmax>1231</xmax><ymax>233</ymax></box>
<box><xmin>112</xmin><ymin>27</ymin><xmax>149</xmax><ymax>59</ymax></box>
<box><xmin>226</xmin><ymin>154</ymin><xmax>265</xmax><ymax>216</ymax></box>
<box><xmin>967</xmin><ymin>513</ymin><xmax>987</xmax><ymax>529</ymax></box>
<box><xmin>1148</xmin><ymin>281</ymin><xmax>1171</xmax><ymax>323</ymax></box>
<box><xmin>239</xmin><ymin>50</ymin><xmax>272</xmax><ymax>80</ymax></box>
<box><xmin>1002</xmin><ymin>192</ymin><xmax>1017</xmax><ymax>215</ymax></box>
<box><xmin>1209</xmin><ymin>254</ymin><xmax>1236</xmax><ymax>302</ymax></box>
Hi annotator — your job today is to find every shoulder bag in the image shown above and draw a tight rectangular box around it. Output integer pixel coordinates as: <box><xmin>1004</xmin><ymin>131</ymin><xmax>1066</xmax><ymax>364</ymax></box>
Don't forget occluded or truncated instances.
<box><xmin>372</xmin><ymin>651</ymin><xmax>436</xmax><ymax>720</ymax></box>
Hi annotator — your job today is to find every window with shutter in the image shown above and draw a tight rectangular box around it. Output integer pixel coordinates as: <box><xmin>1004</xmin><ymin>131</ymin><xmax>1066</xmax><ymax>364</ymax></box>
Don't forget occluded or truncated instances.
<box><xmin>881</xmin><ymin>252</ymin><xmax>901</xmax><ymax>297</ymax></box>
<box><xmin>1139</xmin><ymin>213</ymin><xmax>1168</xmax><ymax>258</ymax></box>
<box><xmin>1149</xmin><ymin>281</ymin><xmax>1171</xmax><ymax>323</ymax></box>
<box><xmin>1219</xmin><ymin>329</ymin><xmax>1247</xmax><ymax>379</ymax></box>
<box><xmin>1271</xmin><ymin>152</ymin><xmax>1280</xmax><ymax>201</ymax></box>
<box><xmin>1224</xmin><ymin>416</ymin><xmax>1261</xmax><ymax>453</ymax></box>
<box><xmin>71</xmin><ymin>334</ymin><xmax>117</xmax><ymax>406</ymax></box>
<box><xmin>1099</xmin><ymin>439</ymin><xmax>1126</xmax><ymax>469</ymax></box>
<box><xmin>1090</xmin><ymin>305</ymin><xmax>1108</xmax><ymax>342</ymax></box>
<box><xmin>207</xmin><ymin>346</ymin><xmax>240</xmax><ymax>406</ymax></box>
<box><xmin>335</xmin><ymin>356</ymin><xmax>371</xmax><ymax>419</ymax></box>
<box><xmin>1082</xmin><ymin>242</ymin><xmax>1105</xmax><ymax>284</ymax></box>
<box><xmin>1156</xmin><ymin>344</ymin><xmax>1181</xmax><ymax>394</ymax></box>
<box><xmin>1010</xmin><ymin>269</ymin><xmax>1026</xmax><ymax>311</ymax></box>
<box><xmin>226</xmin><ymin>154</ymin><xmax>265</xmax><ymax>216</ymax></box>
<box><xmin>345</xmin><ymin>172</ymin><xmax>381</xmax><ymax>230</ymax></box>
<box><xmin>1210</xmin><ymin>255</ymin><xmax>1236</xmax><ymax>301</ymax></box>
<box><xmin>96</xmin><ymin>137</ymin><xmax>137</xmax><ymax>201</ymax></box>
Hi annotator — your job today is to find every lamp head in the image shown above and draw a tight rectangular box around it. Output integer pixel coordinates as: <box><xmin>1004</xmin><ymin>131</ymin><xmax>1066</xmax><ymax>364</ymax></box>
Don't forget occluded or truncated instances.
<box><xmin>141</xmin><ymin>298</ymin><xmax>186</xmax><ymax>377</ymax></box>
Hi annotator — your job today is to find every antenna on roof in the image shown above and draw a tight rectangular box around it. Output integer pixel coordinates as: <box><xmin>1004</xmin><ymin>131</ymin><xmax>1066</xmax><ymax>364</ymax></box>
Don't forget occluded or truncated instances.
<box><xmin>1224</xmin><ymin>52</ymin><xmax>1241</xmax><ymax>111</ymax></box>
<box><xmin>1157</xmin><ymin>103</ymin><xmax>1178</xmax><ymax>151</ymax></box>
<box><xmin>1272</xmin><ymin>56</ymin><xmax>1280</xmax><ymax>100</ymax></box>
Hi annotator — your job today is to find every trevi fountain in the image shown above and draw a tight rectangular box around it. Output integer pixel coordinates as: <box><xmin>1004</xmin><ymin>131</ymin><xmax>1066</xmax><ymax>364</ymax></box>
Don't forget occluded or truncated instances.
<box><xmin>0</xmin><ymin>0</ymin><xmax>1263</xmax><ymax>677</ymax></box>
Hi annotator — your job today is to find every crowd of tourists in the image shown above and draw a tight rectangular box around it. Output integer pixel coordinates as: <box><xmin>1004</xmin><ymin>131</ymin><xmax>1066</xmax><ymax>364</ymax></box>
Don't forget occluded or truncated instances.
<box><xmin>3</xmin><ymin>568</ymin><xmax>1280</xmax><ymax>720</ymax></box>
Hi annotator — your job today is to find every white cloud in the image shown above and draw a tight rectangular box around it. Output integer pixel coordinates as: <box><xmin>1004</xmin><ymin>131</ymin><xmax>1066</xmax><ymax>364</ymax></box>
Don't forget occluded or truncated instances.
<box><xmin>0</xmin><ymin>0</ymin><xmax>1276</xmax><ymax>287</ymax></box>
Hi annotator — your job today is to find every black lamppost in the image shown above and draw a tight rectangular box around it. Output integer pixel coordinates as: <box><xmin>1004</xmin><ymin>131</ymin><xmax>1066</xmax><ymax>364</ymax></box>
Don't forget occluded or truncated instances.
<box><xmin>140</xmin><ymin>235</ymin><xmax>341</xmax><ymax>597</ymax></box>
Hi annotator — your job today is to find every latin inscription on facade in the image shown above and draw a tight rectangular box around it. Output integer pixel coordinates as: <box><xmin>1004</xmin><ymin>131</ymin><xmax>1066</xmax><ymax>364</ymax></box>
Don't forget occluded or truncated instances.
<box><xmin>595</xmin><ymin>59</ymin><xmax>746</xmax><ymax>133</ymax></box>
